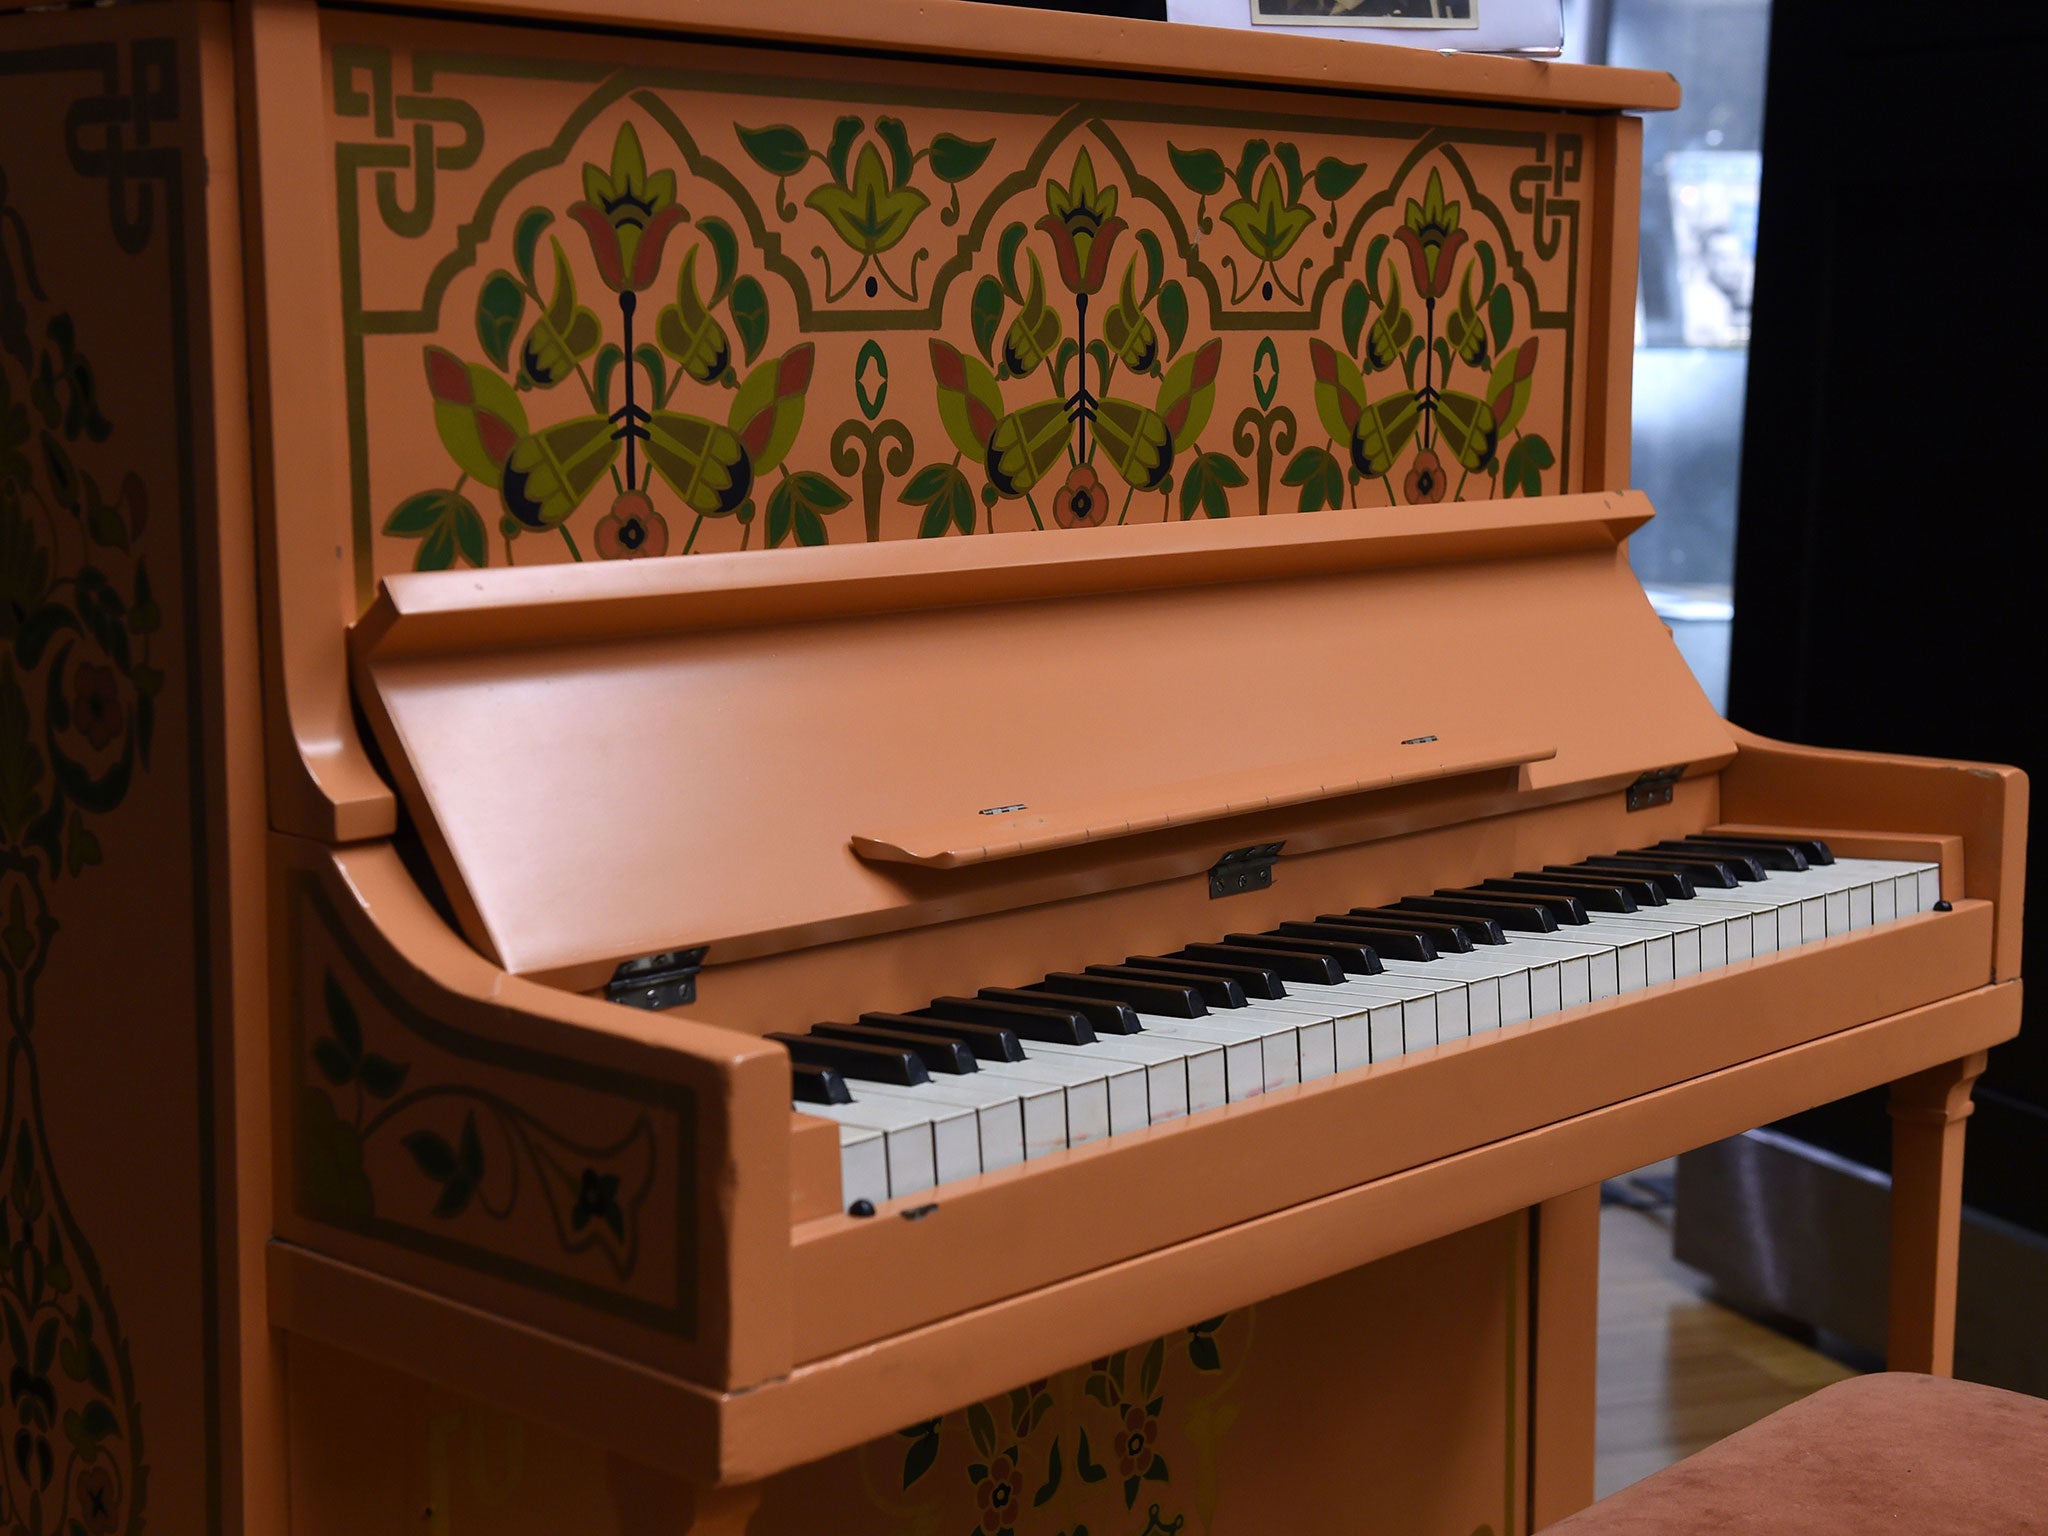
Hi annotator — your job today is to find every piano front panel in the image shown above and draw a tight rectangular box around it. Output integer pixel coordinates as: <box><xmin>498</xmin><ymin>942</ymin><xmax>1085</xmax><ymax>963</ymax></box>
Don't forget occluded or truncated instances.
<box><xmin>283</xmin><ymin>1215</ymin><xmax>1537</xmax><ymax>1536</ymax></box>
<box><xmin>323</xmin><ymin>7</ymin><xmax>1605</xmax><ymax>611</ymax></box>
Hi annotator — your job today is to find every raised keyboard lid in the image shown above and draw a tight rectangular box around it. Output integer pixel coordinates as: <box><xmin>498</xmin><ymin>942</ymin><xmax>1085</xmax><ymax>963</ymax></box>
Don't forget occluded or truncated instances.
<box><xmin>351</xmin><ymin>491</ymin><xmax>1736</xmax><ymax>988</ymax></box>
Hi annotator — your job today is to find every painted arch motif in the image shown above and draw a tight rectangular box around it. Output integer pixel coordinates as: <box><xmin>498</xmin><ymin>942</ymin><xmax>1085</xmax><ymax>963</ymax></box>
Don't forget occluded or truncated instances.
<box><xmin>334</xmin><ymin>37</ymin><xmax>1586</xmax><ymax>600</ymax></box>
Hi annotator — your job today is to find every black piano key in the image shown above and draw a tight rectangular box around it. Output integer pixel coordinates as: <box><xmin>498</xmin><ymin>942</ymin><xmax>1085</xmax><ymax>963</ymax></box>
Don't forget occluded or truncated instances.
<box><xmin>925</xmin><ymin>995</ymin><xmax>1098</xmax><ymax>1045</ymax></box>
<box><xmin>791</xmin><ymin>1061</ymin><xmax>852</xmax><ymax>1105</ymax></box>
<box><xmin>1563</xmin><ymin>859</ymin><xmax>1697</xmax><ymax>899</ymax></box>
<box><xmin>1397</xmin><ymin>894</ymin><xmax>1559</xmax><ymax>933</ymax></box>
<box><xmin>1122</xmin><ymin>954</ymin><xmax>1288</xmax><ymax>1001</ymax></box>
<box><xmin>769</xmin><ymin>1031</ymin><xmax>928</xmax><ymax>1086</ymax></box>
<box><xmin>1297</xmin><ymin>918</ymin><xmax>1440</xmax><ymax>962</ymax></box>
<box><xmin>1689</xmin><ymin>831</ymin><xmax>1834</xmax><ymax>865</ymax></box>
<box><xmin>1349</xmin><ymin>905</ymin><xmax>1499</xmax><ymax>946</ymax></box>
<box><xmin>1527</xmin><ymin>868</ymin><xmax>1668</xmax><ymax>906</ymax></box>
<box><xmin>1037</xmin><ymin>972</ymin><xmax>1206</xmax><ymax>1018</ymax></box>
<box><xmin>1228</xmin><ymin>931</ymin><xmax>1383</xmax><ymax>975</ymax></box>
<box><xmin>1478</xmin><ymin>876</ymin><xmax>1635</xmax><ymax>914</ymax></box>
<box><xmin>1660</xmin><ymin>837</ymin><xmax>1806</xmax><ymax>871</ymax></box>
<box><xmin>813</xmin><ymin>1021</ymin><xmax>978</xmax><ymax>1074</ymax></box>
<box><xmin>1444</xmin><ymin>885</ymin><xmax>1588</xmax><ymax>925</ymax></box>
<box><xmin>1591</xmin><ymin>852</ymin><xmax>1741</xmax><ymax>889</ymax></box>
<box><xmin>1626</xmin><ymin>843</ymin><xmax>1767</xmax><ymax>881</ymax></box>
<box><xmin>1178</xmin><ymin>942</ymin><xmax>1343</xmax><ymax>985</ymax></box>
<box><xmin>978</xmin><ymin>987</ymin><xmax>1144</xmax><ymax>1035</ymax></box>
<box><xmin>1089</xmin><ymin>963</ymin><xmax>1244</xmax><ymax>1009</ymax></box>
<box><xmin>862</xmin><ymin>1011</ymin><xmax>1026</xmax><ymax>1062</ymax></box>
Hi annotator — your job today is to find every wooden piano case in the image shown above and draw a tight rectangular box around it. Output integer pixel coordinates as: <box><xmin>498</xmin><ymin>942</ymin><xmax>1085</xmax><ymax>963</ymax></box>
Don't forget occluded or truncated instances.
<box><xmin>0</xmin><ymin>1</ymin><xmax>2022</xmax><ymax>1535</ymax></box>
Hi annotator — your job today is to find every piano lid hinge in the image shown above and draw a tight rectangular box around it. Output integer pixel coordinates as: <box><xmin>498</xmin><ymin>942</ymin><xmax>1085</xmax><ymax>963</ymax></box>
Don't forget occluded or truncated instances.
<box><xmin>1209</xmin><ymin>841</ymin><xmax>1284</xmax><ymax>899</ymax></box>
<box><xmin>1625</xmin><ymin>766</ymin><xmax>1686</xmax><ymax>813</ymax></box>
<box><xmin>606</xmin><ymin>946</ymin><xmax>708</xmax><ymax>1011</ymax></box>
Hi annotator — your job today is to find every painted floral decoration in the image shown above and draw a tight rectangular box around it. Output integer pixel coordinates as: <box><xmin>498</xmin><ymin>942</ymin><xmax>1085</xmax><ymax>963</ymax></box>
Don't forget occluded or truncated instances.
<box><xmin>569</xmin><ymin>122</ymin><xmax>689</xmax><ymax>295</ymax></box>
<box><xmin>1393</xmin><ymin>168</ymin><xmax>1468</xmax><ymax>300</ymax></box>
<box><xmin>1038</xmin><ymin>148</ymin><xmax>1127</xmax><ymax>297</ymax></box>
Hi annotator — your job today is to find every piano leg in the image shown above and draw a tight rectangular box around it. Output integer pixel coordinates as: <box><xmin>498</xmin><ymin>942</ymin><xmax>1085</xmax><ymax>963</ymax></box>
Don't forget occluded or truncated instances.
<box><xmin>1886</xmin><ymin>1050</ymin><xmax>1988</xmax><ymax>1376</ymax></box>
<box><xmin>1529</xmin><ymin>1185</ymin><xmax>1602</xmax><ymax>1529</ymax></box>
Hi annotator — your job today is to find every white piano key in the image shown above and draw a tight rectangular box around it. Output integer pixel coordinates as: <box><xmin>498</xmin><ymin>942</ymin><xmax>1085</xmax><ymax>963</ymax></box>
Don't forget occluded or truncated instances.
<box><xmin>1918</xmin><ymin>866</ymin><xmax>1941</xmax><ymax>909</ymax></box>
<box><xmin>1379</xmin><ymin>956</ymin><xmax>1502</xmax><ymax>1032</ymax></box>
<box><xmin>1132</xmin><ymin>1016</ymin><xmax>1269</xmax><ymax>1101</ymax></box>
<box><xmin>847</xmin><ymin>1077</ymin><xmax>1029</xmax><ymax>1171</ymax></box>
<box><xmin>1029</xmin><ymin>1035</ymin><xmax>1201</xmax><ymax>1124</ymax></box>
<box><xmin>836</xmin><ymin>1125</ymin><xmax>888</xmax><ymax>1209</ymax></box>
<box><xmin>979</xmin><ymin>1057</ymin><xmax>1118</xmax><ymax>1145</ymax></box>
<box><xmin>806</xmin><ymin>1098</ymin><xmax>940</xmax><ymax>1197</ymax></box>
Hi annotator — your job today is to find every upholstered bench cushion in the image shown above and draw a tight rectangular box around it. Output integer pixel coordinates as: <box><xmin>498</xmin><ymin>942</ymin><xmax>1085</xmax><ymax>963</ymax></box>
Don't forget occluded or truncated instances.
<box><xmin>1553</xmin><ymin>1373</ymin><xmax>2048</xmax><ymax>1534</ymax></box>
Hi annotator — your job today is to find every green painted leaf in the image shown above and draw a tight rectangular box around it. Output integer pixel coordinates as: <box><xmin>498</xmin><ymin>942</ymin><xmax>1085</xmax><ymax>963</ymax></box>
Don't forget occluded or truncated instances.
<box><xmin>968</xmin><ymin>1402</ymin><xmax>998</xmax><ymax>1458</ymax></box>
<box><xmin>1478</xmin><ymin>240</ymin><xmax>1497</xmax><ymax>298</ymax></box>
<box><xmin>1485</xmin><ymin>337</ymin><xmax>1540</xmax><ymax>439</ymax></box>
<box><xmin>1490</xmin><ymin>283</ymin><xmax>1515</xmax><ymax>351</ymax></box>
<box><xmin>382</xmin><ymin>490</ymin><xmax>450</xmax><ymax>537</ymax></box>
<box><xmin>1034</xmin><ymin>1438</ymin><xmax>1064</xmax><ymax>1507</ymax></box>
<box><xmin>699</xmin><ymin>216</ymin><xmax>741</xmax><ymax>305</ymax></box>
<box><xmin>806</xmin><ymin>144</ymin><xmax>929</xmax><ymax>255</ymax></box>
<box><xmin>501</xmin><ymin>417</ymin><xmax>618</xmax><ymax>529</ymax></box>
<box><xmin>901</xmin><ymin>1431</ymin><xmax>939</xmax><ymax>1488</ymax></box>
<box><xmin>657</xmin><ymin>246</ymin><xmax>733</xmax><ymax>384</ymax></box>
<box><xmin>1001</xmin><ymin>253</ymin><xmax>1063</xmax><ymax>377</ymax></box>
<box><xmin>997</xmin><ymin>220</ymin><xmax>1029</xmax><ymax>302</ymax></box>
<box><xmin>1178</xmin><ymin>450</ymin><xmax>1245</xmax><ymax>520</ymax></box>
<box><xmin>1435</xmin><ymin>389</ymin><xmax>1500</xmax><ymax>472</ymax></box>
<box><xmin>1123</xmin><ymin>1475</ymin><xmax>1141</xmax><ymax>1510</ymax></box>
<box><xmin>312</xmin><ymin>1039</ymin><xmax>354</xmax><ymax>1088</ymax></box>
<box><xmin>1233</xmin><ymin>137</ymin><xmax>1269</xmax><ymax>200</ymax></box>
<box><xmin>1137</xmin><ymin>229</ymin><xmax>1164</xmax><ymax>302</ymax></box>
<box><xmin>1503</xmin><ymin>433</ymin><xmax>1554</xmax><ymax>498</ymax></box>
<box><xmin>1313</xmin><ymin>155</ymin><xmax>1368</xmax><ymax>203</ymax></box>
<box><xmin>1094</xmin><ymin>398</ymin><xmax>1172</xmax><ymax>491</ymax></box>
<box><xmin>730</xmin><ymin>276</ymin><xmax>770</xmax><ymax>366</ymax></box>
<box><xmin>1189</xmin><ymin>1333</ymin><xmax>1222</xmax><ymax>1371</ymax></box>
<box><xmin>1275</xmin><ymin>140</ymin><xmax>1305</xmax><ymax>203</ymax></box>
<box><xmin>425</xmin><ymin>348</ymin><xmax>529</xmax><ymax>490</ymax></box>
<box><xmin>876</xmin><ymin>116</ymin><xmax>914</xmax><ymax>187</ymax></box>
<box><xmin>1156</xmin><ymin>280</ymin><xmax>1189</xmax><ymax>359</ymax></box>
<box><xmin>475</xmin><ymin>271</ymin><xmax>525</xmax><ymax>371</ymax></box>
<box><xmin>971</xmin><ymin>275</ymin><xmax>1006</xmax><ymax>364</ymax></box>
<box><xmin>458</xmin><ymin>1110</ymin><xmax>485</xmax><ymax>1181</ymax></box>
<box><xmin>452</xmin><ymin>499</ymin><xmax>487</xmax><ymax>567</ymax></box>
<box><xmin>325</xmin><ymin>972</ymin><xmax>363</xmax><ymax>1057</ymax></box>
<box><xmin>1282</xmin><ymin>445</ymin><xmax>1343</xmax><ymax>512</ymax></box>
<box><xmin>901</xmin><ymin>461</ymin><xmax>975</xmax><ymax>537</ymax></box>
<box><xmin>1341</xmin><ymin>280</ymin><xmax>1370</xmax><ymax>358</ymax></box>
<box><xmin>1140</xmin><ymin>1337</ymin><xmax>1165</xmax><ymax>1397</ymax></box>
<box><xmin>1364</xmin><ymin>268</ymin><xmax>1411</xmax><ymax>372</ymax></box>
<box><xmin>930</xmin><ymin>339</ymin><xmax>1006</xmax><ymax>458</ymax></box>
<box><xmin>1220</xmin><ymin>167</ymin><xmax>1312</xmax><ymax>263</ymax></box>
<box><xmin>1166</xmin><ymin>142</ymin><xmax>1227</xmax><ymax>197</ymax></box>
<box><xmin>1351</xmin><ymin>391</ymin><xmax>1420</xmax><ymax>478</ymax></box>
<box><xmin>825</xmin><ymin>114</ymin><xmax>862</xmax><ymax>185</ymax></box>
<box><xmin>1310</xmin><ymin>339</ymin><xmax>1368</xmax><ymax>445</ymax></box>
<box><xmin>592</xmin><ymin>344</ymin><xmax>624</xmax><ymax>411</ymax></box>
<box><xmin>1157</xmin><ymin>337</ymin><xmax>1221</xmax><ymax>451</ymax></box>
<box><xmin>402</xmin><ymin>1129</ymin><xmax>457</xmax><ymax>1182</ymax></box>
<box><xmin>644</xmin><ymin>413</ymin><xmax>750</xmax><ymax>516</ymax></box>
<box><xmin>432</xmin><ymin>1174</ymin><xmax>474</xmax><ymax>1219</ymax></box>
<box><xmin>520</xmin><ymin>238</ymin><xmax>603</xmax><ymax>388</ymax></box>
<box><xmin>1101</xmin><ymin>302</ymin><xmax>1157</xmax><ymax>373</ymax></box>
<box><xmin>727</xmin><ymin>344</ymin><xmax>814</xmax><ymax>478</ymax></box>
<box><xmin>986</xmin><ymin>399</ymin><xmax>1070</xmax><ymax>496</ymax></box>
<box><xmin>416</xmin><ymin>523</ymin><xmax>456</xmax><ymax>571</ymax></box>
<box><xmin>737</xmin><ymin>123</ymin><xmax>810</xmax><ymax>178</ymax></box>
<box><xmin>930</xmin><ymin>133</ymin><xmax>995</xmax><ymax>183</ymax></box>
<box><xmin>357</xmin><ymin>1053</ymin><xmax>409</xmax><ymax>1100</ymax></box>
<box><xmin>511</xmin><ymin>207</ymin><xmax>554</xmax><ymax>288</ymax></box>
<box><xmin>1365</xmin><ymin>233</ymin><xmax>1390</xmax><ymax>302</ymax></box>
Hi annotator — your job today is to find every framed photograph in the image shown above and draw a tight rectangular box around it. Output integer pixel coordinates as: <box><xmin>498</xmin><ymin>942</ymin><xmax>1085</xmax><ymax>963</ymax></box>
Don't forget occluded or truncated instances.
<box><xmin>1251</xmin><ymin>0</ymin><xmax>1480</xmax><ymax>27</ymax></box>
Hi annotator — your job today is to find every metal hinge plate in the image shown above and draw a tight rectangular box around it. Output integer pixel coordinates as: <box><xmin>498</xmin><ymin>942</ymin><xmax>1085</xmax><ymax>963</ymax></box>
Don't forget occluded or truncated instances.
<box><xmin>606</xmin><ymin>946</ymin><xmax>708</xmax><ymax>1010</ymax></box>
<box><xmin>1209</xmin><ymin>841</ymin><xmax>1284</xmax><ymax>899</ymax></box>
<box><xmin>1626</xmin><ymin>765</ymin><xmax>1686</xmax><ymax>812</ymax></box>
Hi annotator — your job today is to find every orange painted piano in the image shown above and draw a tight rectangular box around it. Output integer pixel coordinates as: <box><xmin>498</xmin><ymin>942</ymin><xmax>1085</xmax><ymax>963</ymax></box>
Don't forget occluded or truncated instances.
<box><xmin>0</xmin><ymin>0</ymin><xmax>2023</xmax><ymax>1533</ymax></box>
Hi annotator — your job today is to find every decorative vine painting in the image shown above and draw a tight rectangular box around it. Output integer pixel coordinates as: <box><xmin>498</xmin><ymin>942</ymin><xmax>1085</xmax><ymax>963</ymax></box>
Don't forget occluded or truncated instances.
<box><xmin>335</xmin><ymin>39</ymin><xmax>1585</xmax><ymax>597</ymax></box>
<box><xmin>0</xmin><ymin>165</ymin><xmax>150</xmax><ymax>1536</ymax></box>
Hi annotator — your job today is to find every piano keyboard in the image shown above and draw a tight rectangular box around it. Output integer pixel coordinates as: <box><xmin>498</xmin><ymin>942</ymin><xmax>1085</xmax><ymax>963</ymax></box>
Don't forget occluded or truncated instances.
<box><xmin>784</xmin><ymin>837</ymin><xmax>1942</xmax><ymax>1209</ymax></box>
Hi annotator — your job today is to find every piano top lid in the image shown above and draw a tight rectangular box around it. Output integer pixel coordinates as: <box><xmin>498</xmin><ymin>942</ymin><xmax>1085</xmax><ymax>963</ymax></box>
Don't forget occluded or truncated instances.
<box><xmin>356</xmin><ymin>0</ymin><xmax>1681</xmax><ymax>117</ymax></box>
<box><xmin>351</xmin><ymin>492</ymin><xmax>1736</xmax><ymax>988</ymax></box>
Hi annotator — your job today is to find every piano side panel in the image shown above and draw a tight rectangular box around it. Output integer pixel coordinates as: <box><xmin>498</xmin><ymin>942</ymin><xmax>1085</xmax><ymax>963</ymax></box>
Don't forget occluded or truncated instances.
<box><xmin>269</xmin><ymin>838</ymin><xmax>797</xmax><ymax>1391</ymax></box>
<box><xmin>0</xmin><ymin>5</ymin><xmax>260</xmax><ymax>1534</ymax></box>
<box><xmin>281</xmin><ymin>1216</ymin><xmax>1539</xmax><ymax>1536</ymax></box>
<box><xmin>320</xmin><ymin>8</ymin><xmax>1602</xmax><ymax>612</ymax></box>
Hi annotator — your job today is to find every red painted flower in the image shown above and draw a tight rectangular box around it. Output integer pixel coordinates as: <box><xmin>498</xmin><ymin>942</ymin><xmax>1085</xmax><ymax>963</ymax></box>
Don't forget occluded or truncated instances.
<box><xmin>77</xmin><ymin>1466</ymin><xmax>119</xmax><ymax>1535</ymax></box>
<box><xmin>1404</xmin><ymin>448</ymin><xmax>1447</xmax><ymax>504</ymax></box>
<box><xmin>1392</xmin><ymin>168</ymin><xmax>1468</xmax><ymax>300</ymax></box>
<box><xmin>1053</xmin><ymin>463</ymin><xmax>1108</xmax><ymax>528</ymax></box>
<box><xmin>974</xmin><ymin>1452</ymin><xmax>1025</xmax><ymax>1535</ymax></box>
<box><xmin>1116</xmin><ymin>1402</ymin><xmax>1159</xmax><ymax>1479</ymax></box>
<box><xmin>1038</xmin><ymin>148</ymin><xmax>1128</xmax><ymax>296</ymax></box>
<box><xmin>594</xmin><ymin>489</ymin><xmax>669</xmax><ymax>558</ymax></box>
<box><xmin>72</xmin><ymin>662</ymin><xmax>124</xmax><ymax>750</ymax></box>
<box><xmin>569</xmin><ymin>122</ymin><xmax>689</xmax><ymax>294</ymax></box>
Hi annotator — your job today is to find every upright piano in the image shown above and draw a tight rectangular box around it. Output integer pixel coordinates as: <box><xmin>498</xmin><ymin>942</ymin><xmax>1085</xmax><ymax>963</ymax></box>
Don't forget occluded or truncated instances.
<box><xmin>0</xmin><ymin>1</ymin><xmax>2023</xmax><ymax>1534</ymax></box>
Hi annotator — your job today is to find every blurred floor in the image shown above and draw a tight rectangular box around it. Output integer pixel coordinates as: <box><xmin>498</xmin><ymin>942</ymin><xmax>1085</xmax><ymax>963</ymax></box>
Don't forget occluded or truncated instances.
<box><xmin>1595</xmin><ymin>1165</ymin><xmax>1855</xmax><ymax>1499</ymax></box>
